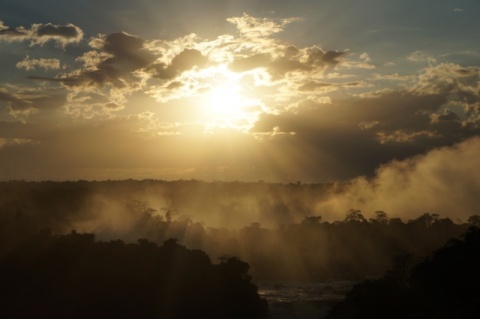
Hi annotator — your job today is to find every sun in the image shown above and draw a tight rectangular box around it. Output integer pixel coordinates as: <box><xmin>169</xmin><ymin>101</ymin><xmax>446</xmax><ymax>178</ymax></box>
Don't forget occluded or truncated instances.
<box><xmin>198</xmin><ymin>66</ymin><xmax>261</xmax><ymax>131</ymax></box>
<box><xmin>204</xmin><ymin>84</ymin><xmax>244</xmax><ymax>117</ymax></box>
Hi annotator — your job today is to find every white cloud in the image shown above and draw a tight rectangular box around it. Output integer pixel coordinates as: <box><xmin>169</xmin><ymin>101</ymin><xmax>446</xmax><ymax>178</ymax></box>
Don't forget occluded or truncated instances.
<box><xmin>16</xmin><ymin>56</ymin><xmax>61</xmax><ymax>70</ymax></box>
<box><xmin>359</xmin><ymin>52</ymin><xmax>371</xmax><ymax>62</ymax></box>
<box><xmin>227</xmin><ymin>13</ymin><xmax>301</xmax><ymax>38</ymax></box>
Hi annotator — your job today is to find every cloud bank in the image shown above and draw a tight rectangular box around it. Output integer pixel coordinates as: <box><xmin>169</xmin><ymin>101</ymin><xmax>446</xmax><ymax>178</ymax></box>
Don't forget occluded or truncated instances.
<box><xmin>318</xmin><ymin>136</ymin><xmax>480</xmax><ymax>221</ymax></box>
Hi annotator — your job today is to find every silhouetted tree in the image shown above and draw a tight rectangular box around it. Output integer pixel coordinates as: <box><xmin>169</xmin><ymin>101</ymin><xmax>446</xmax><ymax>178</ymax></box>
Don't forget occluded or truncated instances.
<box><xmin>467</xmin><ymin>214</ymin><xmax>480</xmax><ymax>227</ymax></box>
<box><xmin>369</xmin><ymin>210</ymin><xmax>389</xmax><ymax>224</ymax></box>
<box><xmin>301</xmin><ymin>215</ymin><xmax>322</xmax><ymax>224</ymax></box>
<box><xmin>327</xmin><ymin>227</ymin><xmax>480</xmax><ymax>319</ymax></box>
<box><xmin>344</xmin><ymin>209</ymin><xmax>367</xmax><ymax>223</ymax></box>
<box><xmin>410</xmin><ymin>213</ymin><xmax>440</xmax><ymax>228</ymax></box>
<box><xmin>0</xmin><ymin>231</ymin><xmax>268</xmax><ymax>319</ymax></box>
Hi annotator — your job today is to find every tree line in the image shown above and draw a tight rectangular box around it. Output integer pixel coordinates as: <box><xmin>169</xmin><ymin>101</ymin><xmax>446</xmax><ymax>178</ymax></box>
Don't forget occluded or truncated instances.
<box><xmin>1</xmin><ymin>180</ymin><xmax>479</xmax><ymax>281</ymax></box>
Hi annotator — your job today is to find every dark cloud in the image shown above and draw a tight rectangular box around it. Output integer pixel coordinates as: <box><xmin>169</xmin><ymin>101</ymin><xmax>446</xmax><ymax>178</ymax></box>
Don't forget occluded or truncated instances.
<box><xmin>297</xmin><ymin>81</ymin><xmax>367</xmax><ymax>92</ymax></box>
<box><xmin>269</xmin><ymin>46</ymin><xmax>344</xmax><ymax>76</ymax></box>
<box><xmin>1</xmin><ymin>87</ymin><xmax>479</xmax><ymax>182</ymax></box>
<box><xmin>104</xmin><ymin>102</ymin><xmax>123</xmax><ymax>110</ymax></box>
<box><xmin>412</xmin><ymin>63</ymin><xmax>480</xmax><ymax>103</ymax></box>
<box><xmin>251</xmin><ymin>90</ymin><xmax>480</xmax><ymax>180</ymax></box>
<box><xmin>102</xmin><ymin>32</ymin><xmax>153</xmax><ymax>65</ymax></box>
<box><xmin>229</xmin><ymin>45</ymin><xmax>345</xmax><ymax>79</ymax></box>
<box><xmin>82</xmin><ymin>32</ymin><xmax>156</xmax><ymax>86</ymax></box>
<box><xmin>306</xmin><ymin>47</ymin><xmax>344</xmax><ymax>67</ymax></box>
<box><xmin>30</xmin><ymin>32</ymin><xmax>157</xmax><ymax>88</ymax></box>
<box><xmin>35</xmin><ymin>23</ymin><xmax>81</xmax><ymax>39</ymax></box>
<box><xmin>298</xmin><ymin>81</ymin><xmax>334</xmax><ymax>91</ymax></box>
<box><xmin>229</xmin><ymin>54</ymin><xmax>271</xmax><ymax>72</ymax></box>
<box><xmin>166</xmin><ymin>81</ymin><xmax>183</xmax><ymax>90</ymax></box>
<box><xmin>0</xmin><ymin>87</ymin><xmax>66</xmax><ymax>118</ymax></box>
<box><xmin>0</xmin><ymin>20</ymin><xmax>83</xmax><ymax>46</ymax></box>
<box><xmin>268</xmin><ymin>57</ymin><xmax>310</xmax><ymax>78</ymax></box>
<box><xmin>151</xmin><ymin>49</ymin><xmax>208</xmax><ymax>79</ymax></box>
<box><xmin>0</xmin><ymin>27</ymin><xmax>27</xmax><ymax>37</ymax></box>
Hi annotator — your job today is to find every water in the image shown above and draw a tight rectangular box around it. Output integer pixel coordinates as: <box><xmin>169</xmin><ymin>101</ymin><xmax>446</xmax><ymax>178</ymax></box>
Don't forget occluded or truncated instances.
<box><xmin>257</xmin><ymin>281</ymin><xmax>354</xmax><ymax>319</ymax></box>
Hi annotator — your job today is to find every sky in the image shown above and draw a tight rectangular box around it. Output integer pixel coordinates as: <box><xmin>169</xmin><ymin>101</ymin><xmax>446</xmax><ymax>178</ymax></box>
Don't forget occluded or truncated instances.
<box><xmin>1</xmin><ymin>0</ymin><xmax>479</xmax><ymax>183</ymax></box>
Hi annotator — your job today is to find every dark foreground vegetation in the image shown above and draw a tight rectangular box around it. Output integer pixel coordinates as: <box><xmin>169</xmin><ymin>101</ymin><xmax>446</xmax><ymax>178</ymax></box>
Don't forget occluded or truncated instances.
<box><xmin>1</xmin><ymin>180</ymin><xmax>479</xmax><ymax>281</ymax></box>
<box><xmin>0</xmin><ymin>232</ymin><xmax>268</xmax><ymax>319</ymax></box>
<box><xmin>327</xmin><ymin>226</ymin><xmax>480</xmax><ymax>319</ymax></box>
<box><xmin>1</xmin><ymin>180</ymin><xmax>480</xmax><ymax>318</ymax></box>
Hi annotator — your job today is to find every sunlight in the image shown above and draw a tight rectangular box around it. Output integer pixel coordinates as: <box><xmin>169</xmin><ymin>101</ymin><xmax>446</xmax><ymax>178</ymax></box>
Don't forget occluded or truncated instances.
<box><xmin>198</xmin><ymin>65</ymin><xmax>261</xmax><ymax>131</ymax></box>
<box><xmin>204</xmin><ymin>83</ymin><xmax>244</xmax><ymax>117</ymax></box>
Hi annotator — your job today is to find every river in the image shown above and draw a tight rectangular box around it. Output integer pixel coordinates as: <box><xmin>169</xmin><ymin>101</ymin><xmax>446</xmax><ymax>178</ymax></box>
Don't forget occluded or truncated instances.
<box><xmin>257</xmin><ymin>281</ymin><xmax>354</xmax><ymax>319</ymax></box>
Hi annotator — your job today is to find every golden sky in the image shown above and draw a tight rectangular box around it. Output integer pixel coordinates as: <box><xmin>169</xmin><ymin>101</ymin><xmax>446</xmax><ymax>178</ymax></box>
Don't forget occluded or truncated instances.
<box><xmin>1</xmin><ymin>1</ymin><xmax>479</xmax><ymax>182</ymax></box>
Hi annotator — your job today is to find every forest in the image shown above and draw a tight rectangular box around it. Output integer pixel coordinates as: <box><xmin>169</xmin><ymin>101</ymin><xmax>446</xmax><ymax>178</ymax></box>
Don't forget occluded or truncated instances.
<box><xmin>0</xmin><ymin>232</ymin><xmax>268</xmax><ymax>318</ymax></box>
<box><xmin>2</xmin><ymin>180</ymin><xmax>478</xmax><ymax>281</ymax></box>
<box><xmin>326</xmin><ymin>226</ymin><xmax>480</xmax><ymax>318</ymax></box>
<box><xmin>1</xmin><ymin>180</ymin><xmax>480</xmax><ymax>318</ymax></box>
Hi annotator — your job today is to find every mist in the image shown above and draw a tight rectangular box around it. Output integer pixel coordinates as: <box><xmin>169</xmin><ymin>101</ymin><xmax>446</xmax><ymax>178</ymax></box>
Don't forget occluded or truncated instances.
<box><xmin>317</xmin><ymin>136</ymin><xmax>480</xmax><ymax>222</ymax></box>
<box><xmin>66</xmin><ymin>135</ymin><xmax>480</xmax><ymax>234</ymax></box>
<box><xmin>1</xmin><ymin>137</ymin><xmax>480</xmax><ymax>282</ymax></box>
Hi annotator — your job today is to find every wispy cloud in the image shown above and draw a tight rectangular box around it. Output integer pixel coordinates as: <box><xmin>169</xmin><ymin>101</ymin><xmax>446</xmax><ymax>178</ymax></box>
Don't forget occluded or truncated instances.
<box><xmin>0</xmin><ymin>20</ymin><xmax>83</xmax><ymax>47</ymax></box>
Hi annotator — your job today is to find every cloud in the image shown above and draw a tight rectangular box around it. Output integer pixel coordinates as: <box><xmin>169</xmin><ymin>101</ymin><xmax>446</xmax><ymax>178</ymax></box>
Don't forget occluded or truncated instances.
<box><xmin>227</xmin><ymin>13</ymin><xmax>300</xmax><ymax>38</ymax></box>
<box><xmin>23</xmin><ymin>32</ymin><xmax>160</xmax><ymax>118</ymax></box>
<box><xmin>0</xmin><ymin>137</ymin><xmax>36</xmax><ymax>150</ymax></box>
<box><xmin>229</xmin><ymin>54</ymin><xmax>272</xmax><ymax>72</ymax></box>
<box><xmin>29</xmin><ymin>32</ymin><xmax>156</xmax><ymax>89</ymax></box>
<box><xmin>408</xmin><ymin>50</ymin><xmax>436</xmax><ymax>64</ymax></box>
<box><xmin>412</xmin><ymin>63</ymin><xmax>480</xmax><ymax>98</ymax></box>
<box><xmin>298</xmin><ymin>80</ymin><xmax>370</xmax><ymax>93</ymax></box>
<box><xmin>250</xmin><ymin>85</ymin><xmax>480</xmax><ymax>180</ymax></box>
<box><xmin>269</xmin><ymin>46</ymin><xmax>345</xmax><ymax>79</ymax></box>
<box><xmin>372</xmin><ymin>73</ymin><xmax>415</xmax><ymax>82</ymax></box>
<box><xmin>1</xmin><ymin>13</ymin><xmax>479</xmax><ymax>182</ymax></box>
<box><xmin>104</xmin><ymin>102</ymin><xmax>123</xmax><ymax>110</ymax></box>
<box><xmin>18</xmin><ymin>14</ymin><xmax>350</xmax><ymax>123</ymax></box>
<box><xmin>317</xmin><ymin>136</ymin><xmax>480</xmax><ymax>221</ymax></box>
<box><xmin>150</xmin><ymin>48</ymin><xmax>208</xmax><ymax>79</ymax></box>
<box><xmin>0</xmin><ymin>20</ymin><xmax>83</xmax><ymax>47</ymax></box>
<box><xmin>359</xmin><ymin>53</ymin><xmax>371</xmax><ymax>62</ymax></box>
<box><xmin>144</xmin><ymin>19</ymin><xmax>345</xmax><ymax>108</ymax></box>
<box><xmin>0</xmin><ymin>86</ymin><xmax>67</xmax><ymax>121</ymax></box>
<box><xmin>64</xmin><ymin>32</ymin><xmax>156</xmax><ymax>87</ymax></box>
<box><xmin>16</xmin><ymin>56</ymin><xmax>61</xmax><ymax>70</ymax></box>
